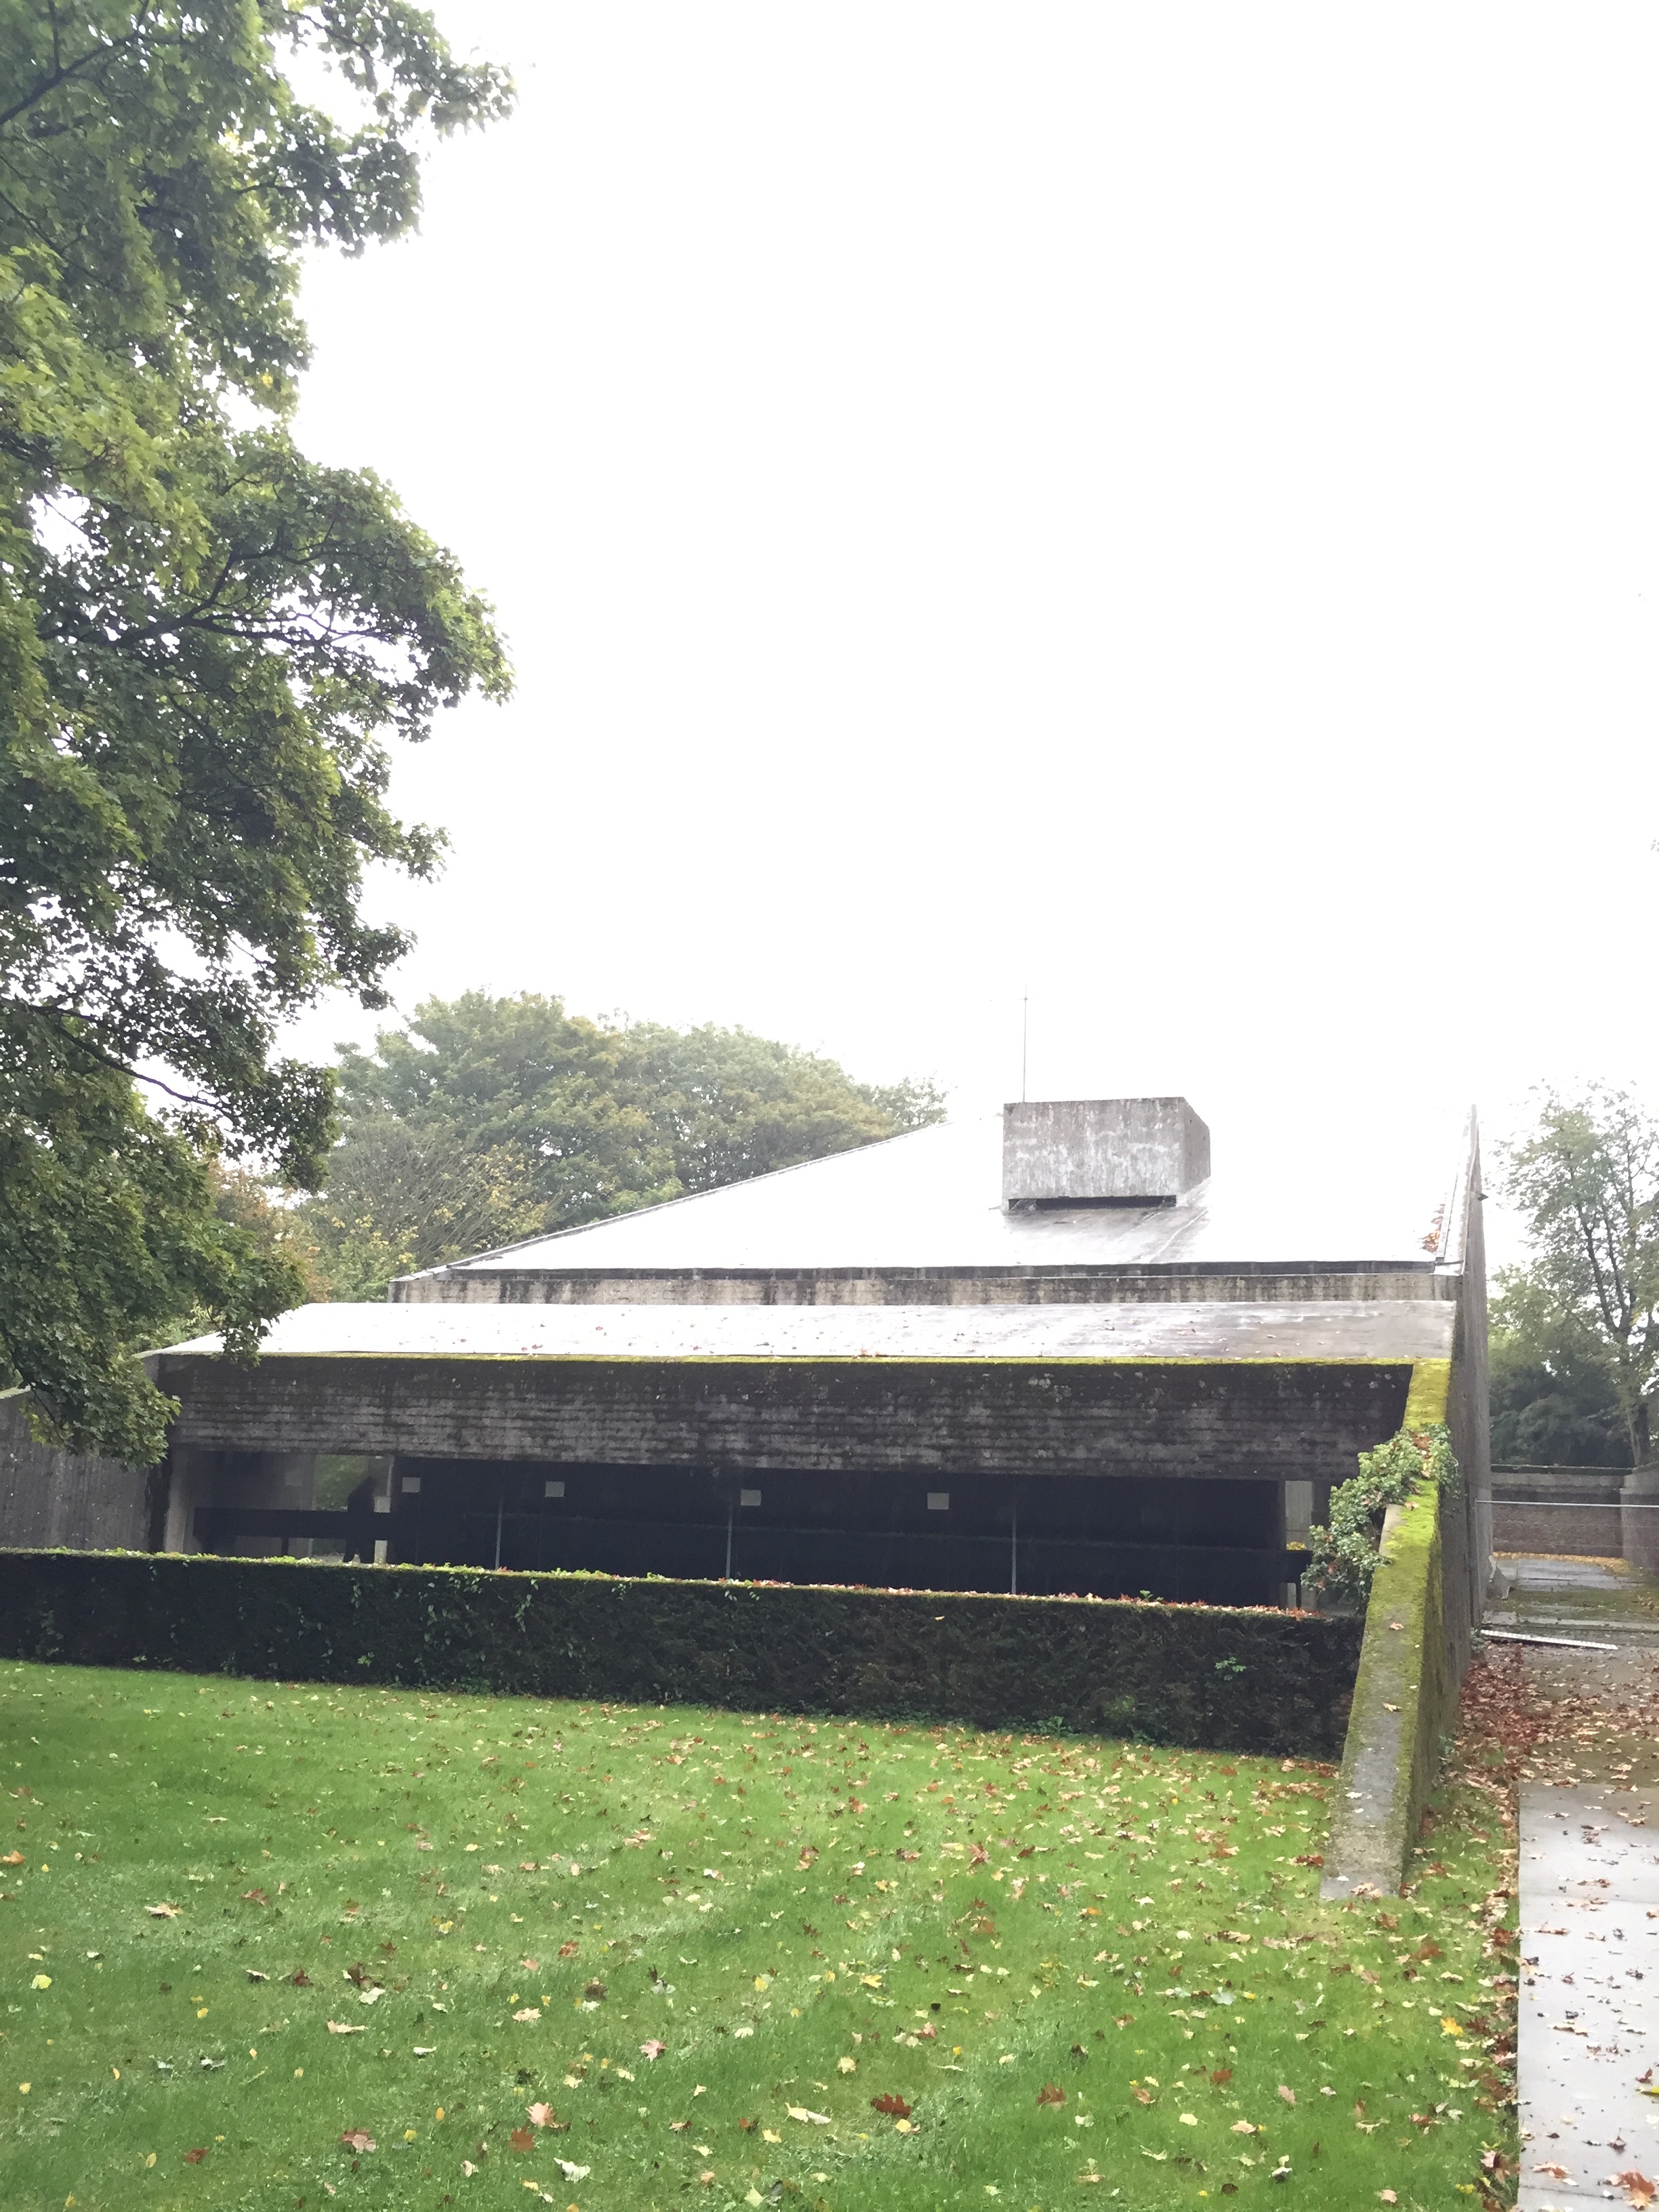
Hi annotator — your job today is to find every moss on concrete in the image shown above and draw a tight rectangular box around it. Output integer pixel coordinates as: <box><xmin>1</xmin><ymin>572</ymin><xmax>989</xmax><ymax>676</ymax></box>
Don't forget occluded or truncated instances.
<box><xmin>1322</xmin><ymin>1479</ymin><xmax>1450</xmax><ymax>1897</ymax></box>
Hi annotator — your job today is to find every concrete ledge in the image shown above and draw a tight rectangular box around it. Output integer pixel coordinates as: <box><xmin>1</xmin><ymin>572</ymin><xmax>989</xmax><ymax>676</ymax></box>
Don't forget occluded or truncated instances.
<box><xmin>1320</xmin><ymin>1486</ymin><xmax>1449</xmax><ymax>1898</ymax></box>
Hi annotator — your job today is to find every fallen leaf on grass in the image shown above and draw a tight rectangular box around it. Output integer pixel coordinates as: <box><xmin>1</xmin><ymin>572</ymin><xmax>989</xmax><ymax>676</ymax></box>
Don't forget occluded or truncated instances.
<box><xmin>291</xmin><ymin>1970</ymin><xmax>311</xmax><ymax>1987</ymax></box>
<box><xmin>640</xmin><ymin>2040</ymin><xmax>665</xmax><ymax>2060</ymax></box>
<box><xmin>1378</xmin><ymin>2195</ymin><xmax>1397</xmax><ymax>2206</ymax></box>
<box><xmin>1231</xmin><ymin>2121</ymin><xmax>1259</xmax><ymax>2135</ymax></box>
<box><xmin>513</xmin><ymin>2007</ymin><xmax>542</xmax><ymax>2023</ymax></box>
<box><xmin>1277</xmin><ymin>2085</ymin><xmax>1296</xmax><ymax>2106</ymax></box>
<box><xmin>245</xmin><ymin>1970</ymin><xmax>268</xmax><ymax>1984</ymax></box>
<box><xmin>872</xmin><ymin>2094</ymin><xmax>912</xmax><ymax>2118</ymax></box>
<box><xmin>184</xmin><ymin>2148</ymin><xmax>207</xmax><ymax>2165</ymax></box>
<box><xmin>1036</xmin><ymin>2084</ymin><xmax>1065</xmax><ymax>2108</ymax></box>
<box><xmin>146</xmin><ymin>1903</ymin><xmax>182</xmax><ymax>1919</ymax></box>
<box><xmin>1</xmin><ymin>1851</ymin><xmax>22</xmax><ymax>1866</ymax></box>
<box><xmin>527</xmin><ymin>2104</ymin><xmax>556</xmax><ymax>2127</ymax></box>
<box><xmin>787</xmin><ymin>2106</ymin><xmax>831</xmax><ymax>2125</ymax></box>
<box><xmin>556</xmin><ymin>2161</ymin><xmax>590</xmax><ymax>2181</ymax></box>
<box><xmin>327</xmin><ymin>2022</ymin><xmax>367</xmax><ymax>2036</ymax></box>
<box><xmin>340</xmin><ymin>2130</ymin><xmax>376</xmax><ymax>2152</ymax></box>
<box><xmin>241</xmin><ymin>1888</ymin><xmax>268</xmax><ymax>1904</ymax></box>
<box><xmin>837</xmin><ymin>2057</ymin><xmax>857</xmax><ymax>2074</ymax></box>
<box><xmin>510</xmin><ymin>2127</ymin><xmax>535</xmax><ymax>2151</ymax></box>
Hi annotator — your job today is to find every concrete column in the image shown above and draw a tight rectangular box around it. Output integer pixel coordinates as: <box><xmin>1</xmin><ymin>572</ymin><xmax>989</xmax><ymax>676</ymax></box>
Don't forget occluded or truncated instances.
<box><xmin>1621</xmin><ymin>1469</ymin><xmax>1659</xmax><ymax>1574</ymax></box>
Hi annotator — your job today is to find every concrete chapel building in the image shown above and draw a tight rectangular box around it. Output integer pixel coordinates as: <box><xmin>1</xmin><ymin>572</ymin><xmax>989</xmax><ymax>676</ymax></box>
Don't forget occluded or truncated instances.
<box><xmin>119</xmin><ymin>1097</ymin><xmax>1490</xmax><ymax>1650</ymax></box>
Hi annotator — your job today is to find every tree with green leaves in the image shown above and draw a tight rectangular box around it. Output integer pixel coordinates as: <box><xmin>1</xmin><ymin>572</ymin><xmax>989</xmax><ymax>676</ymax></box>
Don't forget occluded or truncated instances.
<box><xmin>302</xmin><ymin>991</ymin><xmax>945</xmax><ymax>1298</ymax></box>
<box><xmin>1493</xmin><ymin>1085</ymin><xmax>1659</xmax><ymax>1467</ymax></box>
<box><xmin>0</xmin><ymin>1</ymin><xmax>512</xmax><ymax>1460</ymax></box>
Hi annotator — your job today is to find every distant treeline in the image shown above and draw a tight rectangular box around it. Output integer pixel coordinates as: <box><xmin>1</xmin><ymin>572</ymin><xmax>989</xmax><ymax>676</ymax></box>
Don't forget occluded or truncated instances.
<box><xmin>258</xmin><ymin>992</ymin><xmax>943</xmax><ymax>1302</ymax></box>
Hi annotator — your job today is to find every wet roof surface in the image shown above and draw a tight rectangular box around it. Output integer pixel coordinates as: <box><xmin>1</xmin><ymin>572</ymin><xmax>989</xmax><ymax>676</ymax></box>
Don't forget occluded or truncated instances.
<box><xmin>161</xmin><ymin>1298</ymin><xmax>1456</xmax><ymax>1364</ymax></box>
<box><xmin>428</xmin><ymin>1114</ymin><xmax>1451</xmax><ymax>1278</ymax></box>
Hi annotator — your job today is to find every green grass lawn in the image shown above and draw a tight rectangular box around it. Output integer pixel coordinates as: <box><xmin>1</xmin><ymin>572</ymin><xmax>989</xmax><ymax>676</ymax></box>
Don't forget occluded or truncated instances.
<box><xmin>0</xmin><ymin>1660</ymin><xmax>1515</xmax><ymax>2211</ymax></box>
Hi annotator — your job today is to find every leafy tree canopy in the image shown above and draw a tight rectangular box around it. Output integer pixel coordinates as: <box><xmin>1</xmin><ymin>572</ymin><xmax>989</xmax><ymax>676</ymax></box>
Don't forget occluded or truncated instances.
<box><xmin>1492</xmin><ymin>1084</ymin><xmax>1659</xmax><ymax>1467</ymax></box>
<box><xmin>300</xmin><ymin>991</ymin><xmax>947</xmax><ymax>1298</ymax></box>
<box><xmin>0</xmin><ymin>1</ymin><xmax>513</xmax><ymax>1459</ymax></box>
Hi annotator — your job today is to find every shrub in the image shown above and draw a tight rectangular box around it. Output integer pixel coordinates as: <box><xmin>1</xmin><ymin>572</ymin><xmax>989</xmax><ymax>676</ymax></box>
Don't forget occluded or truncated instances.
<box><xmin>1303</xmin><ymin>1425</ymin><xmax>1458</xmax><ymax>1609</ymax></box>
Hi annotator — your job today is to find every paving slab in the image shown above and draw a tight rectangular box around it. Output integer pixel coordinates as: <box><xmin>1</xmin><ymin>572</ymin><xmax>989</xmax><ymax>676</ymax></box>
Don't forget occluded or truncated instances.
<box><xmin>1517</xmin><ymin>1784</ymin><xmax>1659</xmax><ymax>2209</ymax></box>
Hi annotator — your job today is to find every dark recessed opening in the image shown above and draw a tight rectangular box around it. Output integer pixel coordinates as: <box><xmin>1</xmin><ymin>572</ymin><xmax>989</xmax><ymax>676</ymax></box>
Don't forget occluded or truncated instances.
<box><xmin>1006</xmin><ymin>1194</ymin><xmax>1178</xmax><ymax>1212</ymax></box>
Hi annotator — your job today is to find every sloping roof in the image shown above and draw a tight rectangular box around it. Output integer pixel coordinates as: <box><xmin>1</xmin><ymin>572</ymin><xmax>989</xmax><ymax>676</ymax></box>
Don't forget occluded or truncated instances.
<box><xmin>157</xmin><ymin>1298</ymin><xmax>1456</xmax><ymax>1365</ymax></box>
<box><xmin>411</xmin><ymin>1112</ymin><xmax>1452</xmax><ymax>1280</ymax></box>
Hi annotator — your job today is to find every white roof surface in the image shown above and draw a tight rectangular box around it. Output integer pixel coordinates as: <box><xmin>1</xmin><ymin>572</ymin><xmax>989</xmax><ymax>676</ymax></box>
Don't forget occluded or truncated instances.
<box><xmin>429</xmin><ymin>1113</ymin><xmax>1453</xmax><ymax>1277</ymax></box>
<box><xmin>161</xmin><ymin>1298</ymin><xmax>1456</xmax><ymax>1365</ymax></box>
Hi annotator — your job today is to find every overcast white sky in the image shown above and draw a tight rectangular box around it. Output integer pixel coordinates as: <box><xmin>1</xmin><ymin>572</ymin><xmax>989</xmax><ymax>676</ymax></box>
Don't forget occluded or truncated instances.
<box><xmin>287</xmin><ymin>3</ymin><xmax>1659</xmax><ymax>1265</ymax></box>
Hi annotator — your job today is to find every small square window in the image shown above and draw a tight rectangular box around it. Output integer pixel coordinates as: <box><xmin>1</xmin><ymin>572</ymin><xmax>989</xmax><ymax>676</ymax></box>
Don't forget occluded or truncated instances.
<box><xmin>739</xmin><ymin>1488</ymin><xmax>762</xmax><ymax>1508</ymax></box>
<box><xmin>926</xmin><ymin>1491</ymin><xmax>950</xmax><ymax>1512</ymax></box>
<box><xmin>400</xmin><ymin>1475</ymin><xmax>422</xmax><ymax>1494</ymax></box>
<box><xmin>544</xmin><ymin>1479</ymin><xmax>565</xmax><ymax>1499</ymax></box>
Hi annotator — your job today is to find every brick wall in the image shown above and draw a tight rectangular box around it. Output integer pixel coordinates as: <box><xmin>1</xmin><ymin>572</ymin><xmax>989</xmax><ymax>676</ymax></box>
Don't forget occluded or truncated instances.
<box><xmin>1491</xmin><ymin>1466</ymin><xmax>1625</xmax><ymax>1558</ymax></box>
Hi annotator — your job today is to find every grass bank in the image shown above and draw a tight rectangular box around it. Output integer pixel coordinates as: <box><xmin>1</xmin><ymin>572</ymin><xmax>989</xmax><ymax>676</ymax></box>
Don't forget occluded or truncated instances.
<box><xmin>1</xmin><ymin>1662</ymin><xmax>1513</xmax><ymax>2209</ymax></box>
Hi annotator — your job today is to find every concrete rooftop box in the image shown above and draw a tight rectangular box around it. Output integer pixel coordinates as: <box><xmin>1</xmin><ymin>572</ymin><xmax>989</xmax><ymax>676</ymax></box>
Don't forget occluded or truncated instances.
<box><xmin>1002</xmin><ymin>1097</ymin><xmax>1211</xmax><ymax>1210</ymax></box>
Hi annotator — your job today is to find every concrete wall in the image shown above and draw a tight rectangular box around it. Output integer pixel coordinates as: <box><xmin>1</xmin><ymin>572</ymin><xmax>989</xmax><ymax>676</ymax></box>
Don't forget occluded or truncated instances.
<box><xmin>392</xmin><ymin>1265</ymin><xmax>1454</xmax><ymax>1308</ymax></box>
<box><xmin>1437</xmin><ymin>1120</ymin><xmax>1490</xmax><ymax>1679</ymax></box>
<box><xmin>0</xmin><ymin>1390</ymin><xmax>155</xmax><ymax>1551</ymax></box>
<box><xmin>1491</xmin><ymin>1467</ymin><xmax>1625</xmax><ymax>1558</ymax></box>
<box><xmin>1001</xmin><ymin>1098</ymin><xmax>1210</xmax><ymax>1204</ymax></box>
<box><xmin>155</xmin><ymin>1350</ymin><xmax>1416</xmax><ymax>1481</ymax></box>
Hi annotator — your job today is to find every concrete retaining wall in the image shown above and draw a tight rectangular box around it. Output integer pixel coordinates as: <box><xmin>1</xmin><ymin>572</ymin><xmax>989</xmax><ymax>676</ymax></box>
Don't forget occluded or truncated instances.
<box><xmin>1322</xmin><ymin>1486</ymin><xmax>1450</xmax><ymax>1899</ymax></box>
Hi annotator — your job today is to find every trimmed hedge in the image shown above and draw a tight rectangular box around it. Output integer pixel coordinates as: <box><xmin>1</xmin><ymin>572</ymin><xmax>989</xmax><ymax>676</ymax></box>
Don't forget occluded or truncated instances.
<box><xmin>0</xmin><ymin>1551</ymin><xmax>1364</xmax><ymax>1755</ymax></box>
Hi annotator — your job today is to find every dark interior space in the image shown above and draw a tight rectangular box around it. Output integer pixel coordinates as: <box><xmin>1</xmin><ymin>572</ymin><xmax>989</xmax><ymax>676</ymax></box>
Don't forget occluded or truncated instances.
<box><xmin>192</xmin><ymin>1454</ymin><xmax>1299</xmax><ymax>1605</ymax></box>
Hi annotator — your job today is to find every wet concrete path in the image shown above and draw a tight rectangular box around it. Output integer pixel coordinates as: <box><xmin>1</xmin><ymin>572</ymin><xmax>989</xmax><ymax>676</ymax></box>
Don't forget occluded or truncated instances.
<box><xmin>1492</xmin><ymin>1555</ymin><xmax>1659</xmax><ymax>2208</ymax></box>
<box><xmin>1517</xmin><ymin>1785</ymin><xmax>1659</xmax><ymax>2209</ymax></box>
